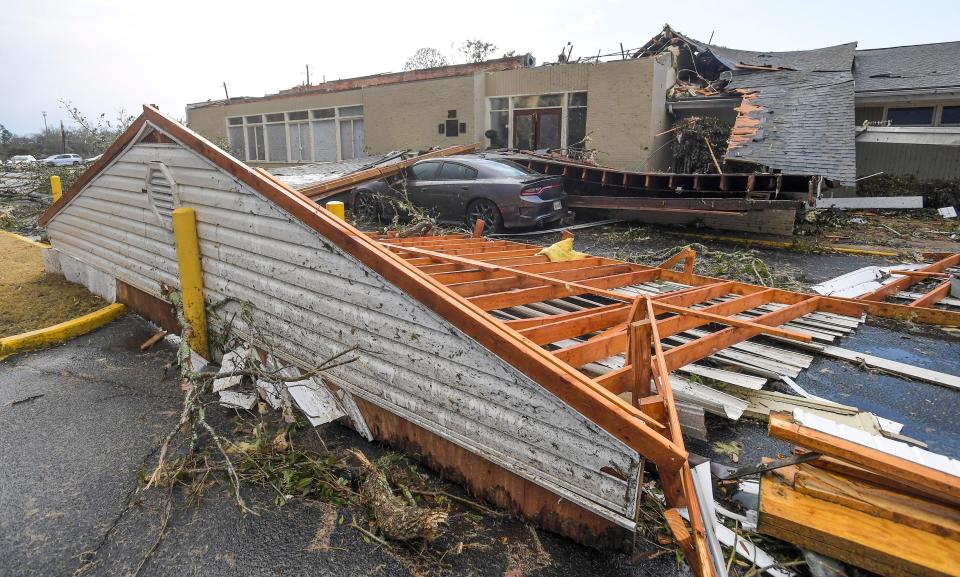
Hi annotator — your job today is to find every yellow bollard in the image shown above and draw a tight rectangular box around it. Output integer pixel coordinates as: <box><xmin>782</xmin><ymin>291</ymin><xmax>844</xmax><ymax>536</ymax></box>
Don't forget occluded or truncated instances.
<box><xmin>325</xmin><ymin>200</ymin><xmax>345</xmax><ymax>221</ymax></box>
<box><xmin>171</xmin><ymin>207</ymin><xmax>209</xmax><ymax>359</ymax></box>
<box><xmin>50</xmin><ymin>175</ymin><xmax>62</xmax><ymax>203</ymax></box>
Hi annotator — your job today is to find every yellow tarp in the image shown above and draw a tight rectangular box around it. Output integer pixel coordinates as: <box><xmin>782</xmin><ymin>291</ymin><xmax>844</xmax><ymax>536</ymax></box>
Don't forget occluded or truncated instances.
<box><xmin>536</xmin><ymin>237</ymin><xmax>587</xmax><ymax>262</ymax></box>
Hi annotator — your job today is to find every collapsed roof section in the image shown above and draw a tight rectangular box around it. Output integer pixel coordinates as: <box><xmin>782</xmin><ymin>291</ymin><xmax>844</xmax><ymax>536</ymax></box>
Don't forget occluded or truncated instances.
<box><xmin>638</xmin><ymin>25</ymin><xmax>857</xmax><ymax>184</ymax></box>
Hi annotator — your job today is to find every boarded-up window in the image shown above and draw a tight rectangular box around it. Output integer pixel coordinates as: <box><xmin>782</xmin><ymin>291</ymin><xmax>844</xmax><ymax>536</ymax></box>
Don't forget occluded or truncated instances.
<box><xmin>312</xmin><ymin>119</ymin><xmax>336</xmax><ymax>161</ymax></box>
<box><xmin>267</xmin><ymin>123</ymin><xmax>287</xmax><ymax>161</ymax></box>
<box><xmin>340</xmin><ymin>118</ymin><xmax>364</xmax><ymax>160</ymax></box>
<box><xmin>288</xmin><ymin>123</ymin><xmax>311</xmax><ymax>162</ymax></box>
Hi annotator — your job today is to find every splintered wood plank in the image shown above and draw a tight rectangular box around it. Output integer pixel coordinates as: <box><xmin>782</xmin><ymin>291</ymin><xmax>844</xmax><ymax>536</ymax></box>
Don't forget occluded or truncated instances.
<box><xmin>759</xmin><ymin>468</ymin><xmax>960</xmax><ymax>577</ymax></box>
<box><xmin>792</xmin><ymin>464</ymin><xmax>960</xmax><ymax>541</ymax></box>
<box><xmin>768</xmin><ymin>412</ymin><xmax>960</xmax><ymax>506</ymax></box>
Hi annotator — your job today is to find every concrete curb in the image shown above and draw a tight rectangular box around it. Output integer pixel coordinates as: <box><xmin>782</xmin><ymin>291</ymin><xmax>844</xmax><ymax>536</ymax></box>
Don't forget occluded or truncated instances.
<box><xmin>0</xmin><ymin>303</ymin><xmax>127</xmax><ymax>361</ymax></box>
<box><xmin>668</xmin><ymin>231</ymin><xmax>900</xmax><ymax>257</ymax></box>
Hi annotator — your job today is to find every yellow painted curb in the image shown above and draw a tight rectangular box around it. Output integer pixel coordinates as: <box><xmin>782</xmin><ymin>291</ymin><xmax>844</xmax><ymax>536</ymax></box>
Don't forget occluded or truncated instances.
<box><xmin>0</xmin><ymin>229</ymin><xmax>51</xmax><ymax>249</ymax></box>
<box><xmin>0</xmin><ymin>303</ymin><xmax>127</xmax><ymax>361</ymax></box>
<box><xmin>669</xmin><ymin>231</ymin><xmax>899</xmax><ymax>258</ymax></box>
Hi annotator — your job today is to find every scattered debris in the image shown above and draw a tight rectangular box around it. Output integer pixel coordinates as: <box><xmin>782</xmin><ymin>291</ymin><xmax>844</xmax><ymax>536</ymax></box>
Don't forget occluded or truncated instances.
<box><xmin>8</xmin><ymin>393</ymin><xmax>44</xmax><ymax>407</ymax></box>
<box><xmin>139</xmin><ymin>330</ymin><xmax>168</xmax><ymax>351</ymax></box>
<box><xmin>352</xmin><ymin>449</ymin><xmax>448</xmax><ymax>542</ymax></box>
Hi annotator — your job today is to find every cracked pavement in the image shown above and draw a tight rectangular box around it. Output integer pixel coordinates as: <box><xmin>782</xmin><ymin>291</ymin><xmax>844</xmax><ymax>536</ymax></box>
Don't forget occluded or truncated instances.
<box><xmin>0</xmin><ymin>314</ymin><xmax>678</xmax><ymax>577</ymax></box>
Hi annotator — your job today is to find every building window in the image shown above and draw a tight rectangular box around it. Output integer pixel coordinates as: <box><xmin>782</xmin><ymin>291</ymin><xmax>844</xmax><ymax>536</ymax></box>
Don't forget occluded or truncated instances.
<box><xmin>227</xmin><ymin>125</ymin><xmax>245</xmax><ymax>159</ymax></box>
<box><xmin>886</xmin><ymin>107</ymin><xmax>934</xmax><ymax>126</ymax></box>
<box><xmin>512</xmin><ymin>94</ymin><xmax>562</xmax><ymax>109</ymax></box>
<box><xmin>567</xmin><ymin>92</ymin><xmax>587</xmax><ymax>150</ymax></box>
<box><xmin>855</xmin><ymin>107</ymin><xmax>884</xmax><ymax>125</ymax></box>
<box><xmin>246</xmin><ymin>125</ymin><xmax>265</xmax><ymax>161</ymax></box>
<box><xmin>512</xmin><ymin>94</ymin><xmax>562</xmax><ymax>151</ymax></box>
<box><xmin>940</xmin><ymin>106</ymin><xmax>960</xmax><ymax>125</ymax></box>
<box><xmin>489</xmin><ymin>98</ymin><xmax>509</xmax><ymax>148</ymax></box>
<box><xmin>227</xmin><ymin>105</ymin><xmax>363</xmax><ymax>163</ymax></box>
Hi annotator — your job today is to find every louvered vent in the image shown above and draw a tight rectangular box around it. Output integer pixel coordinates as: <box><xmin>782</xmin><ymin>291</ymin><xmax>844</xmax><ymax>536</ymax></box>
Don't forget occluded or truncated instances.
<box><xmin>145</xmin><ymin>161</ymin><xmax>180</xmax><ymax>229</ymax></box>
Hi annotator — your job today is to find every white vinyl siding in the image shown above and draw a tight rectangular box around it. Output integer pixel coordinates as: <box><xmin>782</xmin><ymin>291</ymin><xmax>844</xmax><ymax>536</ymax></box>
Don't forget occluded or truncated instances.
<box><xmin>45</xmin><ymin>133</ymin><xmax>643</xmax><ymax>528</ymax></box>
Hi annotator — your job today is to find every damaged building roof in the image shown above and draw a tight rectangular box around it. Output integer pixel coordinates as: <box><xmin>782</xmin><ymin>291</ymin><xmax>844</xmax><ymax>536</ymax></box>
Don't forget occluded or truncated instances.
<box><xmin>726</xmin><ymin>70</ymin><xmax>856</xmax><ymax>181</ymax></box>
<box><xmin>644</xmin><ymin>25</ymin><xmax>858</xmax><ymax>183</ymax></box>
<box><xmin>708</xmin><ymin>42</ymin><xmax>857</xmax><ymax>72</ymax></box>
<box><xmin>853</xmin><ymin>41</ymin><xmax>960</xmax><ymax>93</ymax></box>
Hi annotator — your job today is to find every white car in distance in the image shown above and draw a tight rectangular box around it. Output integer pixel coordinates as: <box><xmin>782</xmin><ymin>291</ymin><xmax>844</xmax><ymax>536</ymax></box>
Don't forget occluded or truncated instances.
<box><xmin>41</xmin><ymin>153</ymin><xmax>83</xmax><ymax>166</ymax></box>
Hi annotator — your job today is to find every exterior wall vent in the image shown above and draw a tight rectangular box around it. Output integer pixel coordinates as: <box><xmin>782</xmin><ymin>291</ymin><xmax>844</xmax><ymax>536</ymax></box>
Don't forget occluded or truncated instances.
<box><xmin>145</xmin><ymin>161</ymin><xmax>180</xmax><ymax>229</ymax></box>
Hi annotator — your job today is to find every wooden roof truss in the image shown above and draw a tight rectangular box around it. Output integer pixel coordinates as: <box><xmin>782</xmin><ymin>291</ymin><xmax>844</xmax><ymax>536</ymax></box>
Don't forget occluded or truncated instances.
<box><xmin>376</xmin><ymin>232</ymin><xmax>960</xmax><ymax>573</ymax></box>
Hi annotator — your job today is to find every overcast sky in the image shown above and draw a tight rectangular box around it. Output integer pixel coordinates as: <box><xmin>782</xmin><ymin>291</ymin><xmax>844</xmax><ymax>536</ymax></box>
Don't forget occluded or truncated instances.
<box><xmin>2</xmin><ymin>0</ymin><xmax>958</xmax><ymax>134</ymax></box>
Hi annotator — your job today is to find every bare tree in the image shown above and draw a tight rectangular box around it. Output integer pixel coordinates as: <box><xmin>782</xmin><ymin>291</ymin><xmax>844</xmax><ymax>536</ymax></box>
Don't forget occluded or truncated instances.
<box><xmin>458</xmin><ymin>39</ymin><xmax>498</xmax><ymax>63</ymax></box>
<box><xmin>58</xmin><ymin>99</ymin><xmax>136</xmax><ymax>156</ymax></box>
<box><xmin>403</xmin><ymin>48</ymin><xmax>449</xmax><ymax>71</ymax></box>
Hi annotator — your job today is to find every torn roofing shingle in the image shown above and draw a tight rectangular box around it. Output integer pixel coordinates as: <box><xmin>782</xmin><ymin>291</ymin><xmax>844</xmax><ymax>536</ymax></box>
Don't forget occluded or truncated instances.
<box><xmin>724</xmin><ymin>70</ymin><xmax>856</xmax><ymax>184</ymax></box>
<box><xmin>854</xmin><ymin>41</ymin><xmax>960</xmax><ymax>92</ymax></box>
<box><xmin>708</xmin><ymin>42</ymin><xmax>857</xmax><ymax>73</ymax></box>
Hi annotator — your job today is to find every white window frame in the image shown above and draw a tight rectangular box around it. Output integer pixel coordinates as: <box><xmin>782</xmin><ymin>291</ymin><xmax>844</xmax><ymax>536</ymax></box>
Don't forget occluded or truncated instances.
<box><xmin>485</xmin><ymin>91</ymin><xmax>586</xmax><ymax>150</ymax></box>
<box><xmin>225</xmin><ymin>104</ymin><xmax>364</xmax><ymax>163</ymax></box>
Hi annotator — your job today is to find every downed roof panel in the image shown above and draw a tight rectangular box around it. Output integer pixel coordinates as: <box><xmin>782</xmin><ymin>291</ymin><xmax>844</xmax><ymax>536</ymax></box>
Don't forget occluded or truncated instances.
<box><xmin>726</xmin><ymin>70</ymin><xmax>857</xmax><ymax>183</ymax></box>
<box><xmin>854</xmin><ymin>41</ymin><xmax>960</xmax><ymax>92</ymax></box>
<box><xmin>708</xmin><ymin>42</ymin><xmax>856</xmax><ymax>72</ymax></box>
<box><xmin>37</xmin><ymin>108</ymin><xmax>960</xmax><ymax>577</ymax></box>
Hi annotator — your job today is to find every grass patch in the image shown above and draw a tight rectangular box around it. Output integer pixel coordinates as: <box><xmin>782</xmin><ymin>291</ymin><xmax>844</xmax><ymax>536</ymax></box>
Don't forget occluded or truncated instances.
<box><xmin>0</xmin><ymin>233</ymin><xmax>106</xmax><ymax>337</ymax></box>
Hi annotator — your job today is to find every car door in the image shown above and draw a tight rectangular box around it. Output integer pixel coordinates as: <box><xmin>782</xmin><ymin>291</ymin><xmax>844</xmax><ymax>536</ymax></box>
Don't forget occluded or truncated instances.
<box><xmin>405</xmin><ymin>161</ymin><xmax>443</xmax><ymax>218</ymax></box>
<box><xmin>435</xmin><ymin>161</ymin><xmax>478</xmax><ymax>220</ymax></box>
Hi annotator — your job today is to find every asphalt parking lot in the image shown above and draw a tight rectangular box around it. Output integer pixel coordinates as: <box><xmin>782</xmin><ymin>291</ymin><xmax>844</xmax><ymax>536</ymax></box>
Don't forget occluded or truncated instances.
<box><xmin>0</xmin><ymin>314</ymin><xmax>682</xmax><ymax>577</ymax></box>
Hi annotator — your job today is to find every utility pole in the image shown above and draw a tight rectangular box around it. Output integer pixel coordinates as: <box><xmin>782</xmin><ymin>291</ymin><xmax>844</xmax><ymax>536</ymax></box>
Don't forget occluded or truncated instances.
<box><xmin>42</xmin><ymin>111</ymin><xmax>48</xmax><ymax>132</ymax></box>
<box><xmin>306</xmin><ymin>64</ymin><xmax>310</xmax><ymax>86</ymax></box>
<box><xmin>222</xmin><ymin>81</ymin><xmax>230</xmax><ymax>101</ymax></box>
<box><xmin>59</xmin><ymin>120</ymin><xmax>66</xmax><ymax>153</ymax></box>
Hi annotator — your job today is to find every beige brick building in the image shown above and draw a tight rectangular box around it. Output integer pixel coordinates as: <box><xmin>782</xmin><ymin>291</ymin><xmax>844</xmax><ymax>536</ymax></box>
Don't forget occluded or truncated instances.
<box><xmin>185</xmin><ymin>54</ymin><xmax>676</xmax><ymax>172</ymax></box>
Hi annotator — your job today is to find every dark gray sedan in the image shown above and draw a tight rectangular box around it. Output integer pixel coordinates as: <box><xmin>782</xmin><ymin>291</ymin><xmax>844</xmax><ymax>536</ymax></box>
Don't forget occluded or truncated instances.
<box><xmin>350</xmin><ymin>155</ymin><xmax>566</xmax><ymax>231</ymax></box>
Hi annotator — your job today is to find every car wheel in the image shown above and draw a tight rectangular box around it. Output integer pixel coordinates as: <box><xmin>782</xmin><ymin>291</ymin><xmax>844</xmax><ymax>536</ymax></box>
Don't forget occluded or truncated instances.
<box><xmin>353</xmin><ymin>189</ymin><xmax>381</xmax><ymax>224</ymax></box>
<box><xmin>466</xmin><ymin>198</ymin><xmax>503</xmax><ymax>232</ymax></box>
<box><xmin>73</xmin><ymin>161</ymin><xmax>80</xmax><ymax>165</ymax></box>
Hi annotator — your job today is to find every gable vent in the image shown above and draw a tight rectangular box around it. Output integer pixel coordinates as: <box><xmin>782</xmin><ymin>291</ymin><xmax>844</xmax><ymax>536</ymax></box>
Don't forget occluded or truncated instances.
<box><xmin>145</xmin><ymin>161</ymin><xmax>181</xmax><ymax>229</ymax></box>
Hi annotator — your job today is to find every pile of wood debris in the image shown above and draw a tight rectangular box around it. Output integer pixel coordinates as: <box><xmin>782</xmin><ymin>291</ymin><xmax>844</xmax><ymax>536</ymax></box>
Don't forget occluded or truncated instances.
<box><xmin>759</xmin><ymin>411</ymin><xmax>959</xmax><ymax>577</ymax></box>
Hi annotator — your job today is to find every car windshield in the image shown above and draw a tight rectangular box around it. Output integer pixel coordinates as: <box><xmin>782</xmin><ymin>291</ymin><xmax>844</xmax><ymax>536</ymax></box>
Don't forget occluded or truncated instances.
<box><xmin>483</xmin><ymin>159</ymin><xmax>538</xmax><ymax>178</ymax></box>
